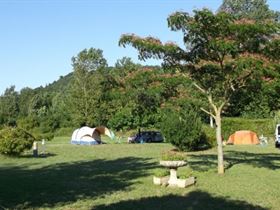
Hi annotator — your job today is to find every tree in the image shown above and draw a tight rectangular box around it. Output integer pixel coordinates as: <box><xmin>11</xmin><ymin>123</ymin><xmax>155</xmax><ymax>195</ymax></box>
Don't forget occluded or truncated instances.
<box><xmin>72</xmin><ymin>48</ymin><xmax>107</xmax><ymax>73</ymax></box>
<box><xmin>133</xmin><ymin>89</ymin><xmax>160</xmax><ymax>128</ymax></box>
<box><xmin>18</xmin><ymin>87</ymin><xmax>35</xmax><ymax>117</ymax></box>
<box><xmin>0</xmin><ymin>86</ymin><xmax>19</xmax><ymax>126</ymax></box>
<box><xmin>28</xmin><ymin>92</ymin><xmax>52</xmax><ymax>117</ymax></box>
<box><xmin>119</xmin><ymin>9</ymin><xmax>279</xmax><ymax>174</ymax></box>
<box><xmin>70</xmin><ymin>48</ymin><xmax>108</xmax><ymax>126</ymax></box>
<box><xmin>218</xmin><ymin>0</ymin><xmax>280</xmax><ymax>22</ymax></box>
<box><xmin>115</xmin><ymin>57</ymin><xmax>140</xmax><ymax>74</ymax></box>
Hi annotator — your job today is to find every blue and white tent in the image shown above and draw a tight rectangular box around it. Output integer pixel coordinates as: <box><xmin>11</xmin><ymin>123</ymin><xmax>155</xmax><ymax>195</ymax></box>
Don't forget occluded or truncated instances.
<box><xmin>71</xmin><ymin>126</ymin><xmax>115</xmax><ymax>145</ymax></box>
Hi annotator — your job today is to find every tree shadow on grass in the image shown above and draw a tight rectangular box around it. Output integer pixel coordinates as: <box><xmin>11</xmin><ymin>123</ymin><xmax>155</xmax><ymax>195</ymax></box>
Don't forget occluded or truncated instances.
<box><xmin>92</xmin><ymin>190</ymin><xmax>267</xmax><ymax>210</ymax></box>
<box><xmin>188</xmin><ymin>151</ymin><xmax>280</xmax><ymax>172</ymax></box>
<box><xmin>0</xmin><ymin>157</ymin><xmax>155</xmax><ymax>209</ymax></box>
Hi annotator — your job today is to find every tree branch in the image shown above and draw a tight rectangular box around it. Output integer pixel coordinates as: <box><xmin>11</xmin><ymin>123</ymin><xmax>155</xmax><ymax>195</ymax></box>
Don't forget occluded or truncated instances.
<box><xmin>218</xmin><ymin>101</ymin><xmax>226</xmax><ymax>112</ymax></box>
<box><xmin>200</xmin><ymin>107</ymin><xmax>216</xmax><ymax>118</ymax></box>
<box><xmin>193</xmin><ymin>82</ymin><xmax>206</xmax><ymax>94</ymax></box>
<box><xmin>207</xmin><ymin>95</ymin><xmax>218</xmax><ymax>114</ymax></box>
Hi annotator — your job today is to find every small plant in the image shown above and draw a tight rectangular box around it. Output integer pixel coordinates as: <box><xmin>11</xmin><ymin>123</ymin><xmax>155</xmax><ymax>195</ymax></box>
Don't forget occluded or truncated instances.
<box><xmin>178</xmin><ymin>174</ymin><xmax>188</xmax><ymax>179</ymax></box>
<box><xmin>154</xmin><ymin>168</ymin><xmax>169</xmax><ymax>177</ymax></box>
<box><xmin>0</xmin><ymin>127</ymin><xmax>36</xmax><ymax>156</ymax></box>
<box><xmin>178</xmin><ymin>166</ymin><xmax>193</xmax><ymax>179</ymax></box>
<box><xmin>161</xmin><ymin>150</ymin><xmax>186</xmax><ymax>161</ymax></box>
<box><xmin>178</xmin><ymin>171</ymin><xmax>193</xmax><ymax>179</ymax></box>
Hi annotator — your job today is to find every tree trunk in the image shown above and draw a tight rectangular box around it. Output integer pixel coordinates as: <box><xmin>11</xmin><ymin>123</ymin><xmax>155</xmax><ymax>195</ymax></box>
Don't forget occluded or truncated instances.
<box><xmin>215</xmin><ymin>111</ymin><xmax>224</xmax><ymax>174</ymax></box>
<box><xmin>210</xmin><ymin>116</ymin><xmax>214</xmax><ymax>128</ymax></box>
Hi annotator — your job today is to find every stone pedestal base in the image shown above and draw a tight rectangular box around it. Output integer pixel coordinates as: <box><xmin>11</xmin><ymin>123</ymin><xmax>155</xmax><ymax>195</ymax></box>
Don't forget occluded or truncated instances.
<box><xmin>168</xmin><ymin>168</ymin><xmax>178</xmax><ymax>186</ymax></box>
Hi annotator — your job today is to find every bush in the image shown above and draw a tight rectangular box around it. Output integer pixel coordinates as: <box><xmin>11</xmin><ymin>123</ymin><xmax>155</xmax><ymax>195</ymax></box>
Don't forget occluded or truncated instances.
<box><xmin>55</xmin><ymin>127</ymin><xmax>74</xmax><ymax>137</ymax></box>
<box><xmin>0</xmin><ymin>127</ymin><xmax>35</xmax><ymax>156</ymax></box>
<box><xmin>17</xmin><ymin>116</ymin><xmax>39</xmax><ymax>131</ymax></box>
<box><xmin>202</xmin><ymin>125</ymin><xmax>216</xmax><ymax>146</ymax></box>
<box><xmin>160</xmin><ymin>107</ymin><xmax>209</xmax><ymax>151</ymax></box>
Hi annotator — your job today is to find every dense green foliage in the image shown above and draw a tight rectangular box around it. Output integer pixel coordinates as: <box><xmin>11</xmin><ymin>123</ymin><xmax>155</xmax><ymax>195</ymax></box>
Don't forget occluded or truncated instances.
<box><xmin>0</xmin><ymin>61</ymin><xmax>197</xmax><ymax>135</ymax></box>
<box><xmin>1</xmin><ymin>52</ymin><xmax>277</xmax><ymax>137</ymax></box>
<box><xmin>1</xmin><ymin>54</ymin><xmax>275</xmax><ymax>136</ymax></box>
<box><xmin>0</xmin><ymin>127</ymin><xmax>35</xmax><ymax>156</ymax></box>
<box><xmin>160</xmin><ymin>106</ymin><xmax>208</xmax><ymax>151</ymax></box>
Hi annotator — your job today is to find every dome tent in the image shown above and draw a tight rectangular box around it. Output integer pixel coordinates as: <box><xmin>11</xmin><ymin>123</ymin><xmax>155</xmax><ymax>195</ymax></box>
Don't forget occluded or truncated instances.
<box><xmin>227</xmin><ymin>130</ymin><xmax>260</xmax><ymax>145</ymax></box>
<box><xmin>71</xmin><ymin>126</ymin><xmax>115</xmax><ymax>145</ymax></box>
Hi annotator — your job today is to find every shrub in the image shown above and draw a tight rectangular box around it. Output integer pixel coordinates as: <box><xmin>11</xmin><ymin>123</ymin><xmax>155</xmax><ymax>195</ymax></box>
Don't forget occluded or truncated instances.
<box><xmin>202</xmin><ymin>125</ymin><xmax>217</xmax><ymax>146</ymax></box>
<box><xmin>160</xmin><ymin>107</ymin><xmax>209</xmax><ymax>151</ymax></box>
<box><xmin>55</xmin><ymin>127</ymin><xmax>74</xmax><ymax>137</ymax></box>
<box><xmin>17</xmin><ymin>116</ymin><xmax>39</xmax><ymax>131</ymax></box>
<box><xmin>0</xmin><ymin>127</ymin><xmax>35</xmax><ymax>156</ymax></box>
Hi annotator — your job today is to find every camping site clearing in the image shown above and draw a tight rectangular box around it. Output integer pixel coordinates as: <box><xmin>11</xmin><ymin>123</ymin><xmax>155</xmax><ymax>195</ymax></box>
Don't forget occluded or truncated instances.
<box><xmin>0</xmin><ymin>137</ymin><xmax>279</xmax><ymax>210</ymax></box>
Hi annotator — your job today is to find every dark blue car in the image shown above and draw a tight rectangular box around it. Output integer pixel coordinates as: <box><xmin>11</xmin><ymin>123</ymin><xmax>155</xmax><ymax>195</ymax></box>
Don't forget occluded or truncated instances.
<box><xmin>128</xmin><ymin>131</ymin><xmax>164</xmax><ymax>143</ymax></box>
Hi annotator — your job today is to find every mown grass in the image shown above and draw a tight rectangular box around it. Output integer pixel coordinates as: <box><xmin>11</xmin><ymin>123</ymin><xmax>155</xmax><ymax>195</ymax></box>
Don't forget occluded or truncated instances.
<box><xmin>0</xmin><ymin>137</ymin><xmax>279</xmax><ymax>210</ymax></box>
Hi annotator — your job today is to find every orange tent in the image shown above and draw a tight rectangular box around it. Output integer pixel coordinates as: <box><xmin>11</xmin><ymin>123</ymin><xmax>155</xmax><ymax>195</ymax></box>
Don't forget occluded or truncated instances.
<box><xmin>227</xmin><ymin>130</ymin><xmax>260</xmax><ymax>145</ymax></box>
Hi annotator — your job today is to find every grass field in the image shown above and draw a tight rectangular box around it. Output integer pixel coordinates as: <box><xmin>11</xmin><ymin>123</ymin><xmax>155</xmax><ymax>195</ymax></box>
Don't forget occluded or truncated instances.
<box><xmin>0</xmin><ymin>137</ymin><xmax>279</xmax><ymax>210</ymax></box>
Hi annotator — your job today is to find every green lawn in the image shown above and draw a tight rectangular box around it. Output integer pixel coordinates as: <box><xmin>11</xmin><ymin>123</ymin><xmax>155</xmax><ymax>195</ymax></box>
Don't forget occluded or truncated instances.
<box><xmin>0</xmin><ymin>137</ymin><xmax>279</xmax><ymax>210</ymax></box>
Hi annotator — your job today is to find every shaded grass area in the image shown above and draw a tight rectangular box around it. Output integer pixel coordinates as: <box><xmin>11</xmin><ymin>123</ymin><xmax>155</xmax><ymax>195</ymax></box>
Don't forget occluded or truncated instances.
<box><xmin>189</xmin><ymin>148</ymin><xmax>280</xmax><ymax>172</ymax></box>
<box><xmin>0</xmin><ymin>137</ymin><xmax>279</xmax><ymax>209</ymax></box>
<box><xmin>0</xmin><ymin>157</ymin><xmax>155</xmax><ymax>209</ymax></box>
<box><xmin>93</xmin><ymin>191</ymin><xmax>267</xmax><ymax>210</ymax></box>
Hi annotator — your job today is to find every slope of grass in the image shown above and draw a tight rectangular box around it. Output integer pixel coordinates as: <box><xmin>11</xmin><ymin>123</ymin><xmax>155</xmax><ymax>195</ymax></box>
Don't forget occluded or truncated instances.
<box><xmin>0</xmin><ymin>137</ymin><xmax>279</xmax><ymax>210</ymax></box>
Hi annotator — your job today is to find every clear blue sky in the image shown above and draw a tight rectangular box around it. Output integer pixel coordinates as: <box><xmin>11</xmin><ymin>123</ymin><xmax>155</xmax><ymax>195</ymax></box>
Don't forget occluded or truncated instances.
<box><xmin>0</xmin><ymin>0</ymin><xmax>279</xmax><ymax>94</ymax></box>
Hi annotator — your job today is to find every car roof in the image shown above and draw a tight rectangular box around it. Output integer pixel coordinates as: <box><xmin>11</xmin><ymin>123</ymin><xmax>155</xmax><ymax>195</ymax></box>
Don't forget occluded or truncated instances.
<box><xmin>141</xmin><ymin>131</ymin><xmax>161</xmax><ymax>134</ymax></box>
